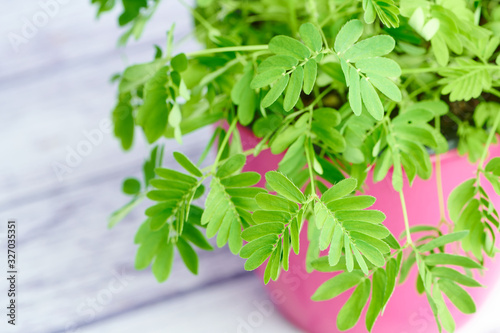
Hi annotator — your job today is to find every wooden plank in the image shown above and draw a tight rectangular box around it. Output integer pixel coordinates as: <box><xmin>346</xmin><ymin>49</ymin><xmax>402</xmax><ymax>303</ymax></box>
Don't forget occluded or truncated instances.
<box><xmin>79</xmin><ymin>276</ymin><xmax>303</xmax><ymax>333</ymax></box>
<box><xmin>3</xmin><ymin>176</ymin><xmax>246</xmax><ymax>332</ymax></box>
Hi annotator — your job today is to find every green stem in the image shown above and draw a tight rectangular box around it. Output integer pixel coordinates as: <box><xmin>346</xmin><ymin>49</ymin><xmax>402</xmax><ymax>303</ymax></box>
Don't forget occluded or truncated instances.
<box><xmin>401</xmin><ymin>64</ymin><xmax>499</xmax><ymax>74</ymax></box>
<box><xmin>478</xmin><ymin>110</ymin><xmax>500</xmax><ymax>169</ymax></box>
<box><xmin>187</xmin><ymin>45</ymin><xmax>269</xmax><ymax>58</ymax></box>
<box><xmin>399</xmin><ymin>189</ymin><xmax>413</xmax><ymax>245</ymax></box>
<box><xmin>211</xmin><ymin>118</ymin><xmax>238</xmax><ymax>174</ymax></box>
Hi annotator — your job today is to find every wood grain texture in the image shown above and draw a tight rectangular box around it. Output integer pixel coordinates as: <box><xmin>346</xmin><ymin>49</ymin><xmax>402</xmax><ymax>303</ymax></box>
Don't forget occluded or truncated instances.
<box><xmin>1</xmin><ymin>0</ymin><xmax>499</xmax><ymax>332</ymax></box>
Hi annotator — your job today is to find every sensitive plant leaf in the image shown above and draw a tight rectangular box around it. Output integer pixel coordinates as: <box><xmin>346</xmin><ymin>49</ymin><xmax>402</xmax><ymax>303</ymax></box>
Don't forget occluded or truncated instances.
<box><xmin>266</xmin><ymin>171</ymin><xmax>306</xmax><ymax>203</ymax></box>
<box><xmin>136</xmin><ymin>66</ymin><xmax>169</xmax><ymax>143</ymax></box>
<box><xmin>232</xmin><ymin>66</ymin><xmax>257</xmax><ymax>125</ymax></box>
<box><xmin>244</xmin><ymin>246</ymin><xmax>274</xmax><ymax>270</ymax></box>
<box><xmin>269</xmin><ymin>35</ymin><xmax>311</xmax><ymax>60</ymax></box>
<box><xmin>303</xmin><ymin>60</ymin><xmax>317</xmax><ymax>95</ymax></box>
<box><xmin>216</xmin><ymin>154</ymin><xmax>246</xmax><ymax>178</ymax></box>
<box><xmin>349</xmin><ymin>67</ymin><xmax>362</xmax><ymax>116</ymax></box>
<box><xmin>261</xmin><ymin>74</ymin><xmax>289</xmax><ymax>108</ymax></box>
<box><xmin>173</xmin><ymin>152</ymin><xmax>203</xmax><ymax>177</ymax></box>
<box><xmin>122</xmin><ymin>177</ymin><xmax>141</xmax><ymax>195</ymax></box>
<box><xmin>112</xmin><ymin>93</ymin><xmax>135</xmax><ymax>150</ymax></box>
<box><xmin>363</xmin><ymin>0</ymin><xmax>400</xmax><ymax>28</ymax></box>
<box><xmin>438</xmin><ymin>279</ymin><xmax>476</xmax><ymax>314</ymax></box>
<box><xmin>431</xmin><ymin>267</ymin><xmax>482</xmax><ymax>288</ymax></box>
<box><xmin>424</xmin><ymin>253</ymin><xmax>482</xmax><ymax>269</ymax></box>
<box><xmin>241</xmin><ymin>222</ymin><xmax>285</xmax><ymax>242</ymax></box>
<box><xmin>312</xmin><ymin>270</ymin><xmax>365</xmax><ymax>301</ymax></box>
<box><xmin>299</xmin><ymin>23</ymin><xmax>323</xmax><ymax>53</ymax></box>
<box><xmin>355</xmin><ymin>57</ymin><xmax>401</xmax><ymax>77</ymax></box>
<box><xmin>250</xmin><ymin>68</ymin><xmax>285</xmax><ymax>89</ymax></box>
<box><xmin>335</xmin><ymin>20</ymin><xmax>364</xmax><ymax>54</ymax></box>
<box><xmin>360</xmin><ymin>78</ymin><xmax>384</xmax><ymax>120</ymax></box>
<box><xmin>176</xmin><ymin>237</ymin><xmax>199</xmax><ymax>274</ymax></box>
<box><xmin>283</xmin><ymin>66</ymin><xmax>304</xmax><ymax>111</ymax></box>
<box><xmin>182</xmin><ymin>223</ymin><xmax>214</xmax><ymax>251</ymax></box>
<box><xmin>258</xmin><ymin>55</ymin><xmax>298</xmax><ymax>72</ymax></box>
<box><xmin>321</xmin><ymin>178</ymin><xmax>358</xmax><ymax>203</ymax></box>
<box><xmin>366</xmin><ymin>268</ymin><xmax>387</xmax><ymax>331</ymax></box>
<box><xmin>418</xmin><ymin>231</ymin><xmax>469</xmax><ymax>253</ymax></box>
<box><xmin>152</xmin><ymin>242</ymin><xmax>174</xmax><ymax>282</ymax></box>
<box><xmin>343</xmin><ymin>36</ymin><xmax>395</xmax><ymax>62</ymax></box>
<box><xmin>447</xmin><ymin>179</ymin><xmax>476</xmax><ymax>222</ymax></box>
<box><xmin>337</xmin><ymin>279</ymin><xmax>371</xmax><ymax>331</ymax></box>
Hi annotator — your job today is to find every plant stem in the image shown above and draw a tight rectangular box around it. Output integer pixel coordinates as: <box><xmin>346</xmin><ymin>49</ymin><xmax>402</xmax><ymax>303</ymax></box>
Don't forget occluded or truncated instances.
<box><xmin>399</xmin><ymin>189</ymin><xmax>413</xmax><ymax>245</ymax></box>
<box><xmin>435</xmin><ymin>154</ymin><xmax>450</xmax><ymax>228</ymax></box>
<box><xmin>211</xmin><ymin>118</ymin><xmax>238</xmax><ymax>174</ymax></box>
<box><xmin>402</xmin><ymin>64</ymin><xmax>500</xmax><ymax>74</ymax></box>
<box><xmin>187</xmin><ymin>45</ymin><xmax>269</xmax><ymax>57</ymax></box>
<box><xmin>478</xmin><ymin>110</ymin><xmax>500</xmax><ymax>169</ymax></box>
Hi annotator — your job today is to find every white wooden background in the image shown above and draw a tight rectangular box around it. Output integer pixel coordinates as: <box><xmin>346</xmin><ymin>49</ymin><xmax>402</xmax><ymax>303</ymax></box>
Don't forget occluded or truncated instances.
<box><xmin>0</xmin><ymin>1</ymin><xmax>500</xmax><ymax>332</ymax></box>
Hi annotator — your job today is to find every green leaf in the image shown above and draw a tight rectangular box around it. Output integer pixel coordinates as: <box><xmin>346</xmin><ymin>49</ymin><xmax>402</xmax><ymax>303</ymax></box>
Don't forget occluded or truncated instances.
<box><xmin>123</xmin><ymin>177</ymin><xmax>141</xmax><ymax>195</ymax></box>
<box><xmin>171</xmin><ymin>53</ymin><xmax>188</xmax><ymax>72</ymax></box>
<box><xmin>355</xmin><ymin>240</ymin><xmax>385</xmax><ymax>267</ymax></box>
<box><xmin>312</xmin><ymin>270</ymin><xmax>365</xmax><ymax>301</ymax></box>
<box><xmin>283</xmin><ymin>66</ymin><xmax>304</xmax><ymax>111</ymax></box>
<box><xmin>439</xmin><ymin>279</ymin><xmax>476</xmax><ymax>314</ymax></box>
<box><xmin>424</xmin><ymin>253</ymin><xmax>482</xmax><ymax>269</ymax></box>
<box><xmin>364</xmin><ymin>0</ymin><xmax>400</xmax><ymax>28</ymax></box>
<box><xmin>321</xmin><ymin>178</ymin><xmax>358</xmax><ymax>203</ymax></box>
<box><xmin>348</xmin><ymin>67</ymin><xmax>362</xmax><ymax>116</ymax></box>
<box><xmin>360</xmin><ymin>78</ymin><xmax>384</xmax><ymax>120</ymax></box>
<box><xmin>216</xmin><ymin>154</ymin><xmax>246</xmax><ymax>178</ymax></box>
<box><xmin>261</xmin><ymin>74</ymin><xmax>289</xmax><ymax>108</ymax></box>
<box><xmin>112</xmin><ymin>93</ymin><xmax>135</xmax><ymax>150</ymax></box>
<box><xmin>256</xmin><ymin>193</ymin><xmax>299</xmax><ymax>212</ymax></box>
<box><xmin>173</xmin><ymin>152</ymin><xmax>203</xmax><ymax>177</ymax></box>
<box><xmin>447</xmin><ymin>178</ymin><xmax>476</xmax><ymax>222</ymax></box>
<box><xmin>334</xmin><ymin>20</ymin><xmax>364</xmax><ymax>54</ymax></box>
<box><xmin>232</xmin><ymin>68</ymin><xmax>257</xmax><ymax>126</ymax></box>
<box><xmin>136</xmin><ymin>67</ymin><xmax>169</xmax><ymax>143</ymax></box>
<box><xmin>220</xmin><ymin>172</ymin><xmax>261</xmax><ymax>187</ymax></box>
<box><xmin>155</xmin><ymin>168</ymin><xmax>197</xmax><ymax>184</ymax></box>
<box><xmin>356</xmin><ymin>57</ymin><xmax>401</xmax><ymax>77</ymax></box>
<box><xmin>326</xmin><ymin>196</ymin><xmax>376</xmax><ymax>211</ymax></box>
<box><xmin>299</xmin><ymin>23</ymin><xmax>323</xmax><ymax>52</ymax></box>
<box><xmin>337</xmin><ymin>279</ymin><xmax>371</xmax><ymax>331</ymax></box>
<box><xmin>241</xmin><ymin>222</ymin><xmax>285</xmax><ymax>241</ymax></box>
<box><xmin>485</xmin><ymin>157</ymin><xmax>500</xmax><ymax>176</ymax></box>
<box><xmin>344</xmin><ymin>36</ymin><xmax>395</xmax><ymax>62</ymax></box>
<box><xmin>250</xmin><ymin>68</ymin><xmax>285</xmax><ymax>89</ymax></box>
<box><xmin>257</xmin><ymin>55</ymin><xmax>298</xmax><ymax>72</ymax></box>
<box><xmin>303</xmin><ymin>60</ymin><xmax>317</xmax><ymax>95</ymax></box>
<box><xmin>329</xmin><ymin>224</ymin><xmax>344</xmax><ymax>266</ymax></box>
<box><xmin>418</xmin><ymin>231</ymin><xmax>469</xmax><ymax>252</ymax></box>
<box><xmin>266</xmin><ymin>171</ymin><xmax>306</xmax><ymax>203</ymax></box>
<box><xmin>382</xmin><ymin>257</ymin><xmax>399</xmax><ymax>310</ymax></box>
<box><xmin>366</xmin><ymin>268</ymin><xmax>387</xmax><ymax>331</ymax></box>
<box><xmin>269</xmin><ymin>35</ymin><xmax>311</xmax><ymax>60</ymax></box>
<box><xmin>152</xmin><ymin>242</ymin><xmax>174</xmax><ymax>282</ymax></box>
<box><xmin>368</xmin><ymin>75</ymin><xmax>401</xmax><ymax>102</ymax></box>
<box><xmin>335</xmin><ymin>210</ymin><xmax>386</xmax><ymax>223</ymax></box>
<box><xmin>176</xmin><ymin>237</ymin><xmax>199</xmax><ymax>274</ymax></box>
<box><xmin>182</xmin><ymin>224</ymin><xmax>213</xmax><ymax>251</ymax></box>
<box><xmin>244</xmin><ymin>245</ymin><xmax>274</xmax><ymax>270</ymax></box>
<box><xmin>431</xmin><ymin>267</ymin><xmax>482</xmax><ymax>287</ymax></box>
<box><xmin>240</xmin><ymin>234</ymin><xmax>278</xmax><ymax>258</ymax></box>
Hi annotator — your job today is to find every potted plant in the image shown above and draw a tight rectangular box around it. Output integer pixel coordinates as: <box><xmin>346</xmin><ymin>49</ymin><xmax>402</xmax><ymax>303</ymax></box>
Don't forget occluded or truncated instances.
<box><xmin>92</xmin><ymin>0</ymin><xmax>500</xmax><ymax>332</ymax></box>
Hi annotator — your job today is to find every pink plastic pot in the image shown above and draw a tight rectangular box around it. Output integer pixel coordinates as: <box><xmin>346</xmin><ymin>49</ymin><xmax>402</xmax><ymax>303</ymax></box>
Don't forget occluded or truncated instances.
<box><xmin>236</xmin><ymin>124</ymin><xmax>500</xmax><ymax>333</ymax></box>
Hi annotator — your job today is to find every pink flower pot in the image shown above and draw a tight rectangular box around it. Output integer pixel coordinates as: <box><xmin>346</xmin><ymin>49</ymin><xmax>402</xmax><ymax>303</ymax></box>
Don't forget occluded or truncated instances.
<box><xmin>237</xmin><ymin>124</ymin><xmax>500</xmax><ymax>333</ymax></box>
